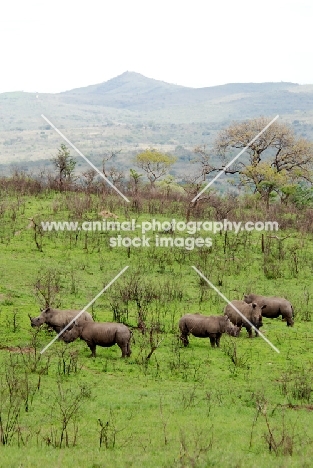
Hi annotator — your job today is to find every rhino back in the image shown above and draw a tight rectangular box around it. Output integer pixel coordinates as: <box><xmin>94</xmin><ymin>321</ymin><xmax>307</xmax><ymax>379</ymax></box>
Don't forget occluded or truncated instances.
<box><xmin>224</xmin><ymin>300</ymin><xmax>251</xmax><ymax>325</ymax></box>
<box><xmin>180</xmin><ymin>314</ymin><xmax>222</xmax><ymax>336</ymax></box>
<box><xmin>48</xmin><ymin>309</ymin><xmax>92</xmax><ymax>325</ymax></box>
<box><xmin>81</xmin><ymin>322</ymin><xmax>130</xmax><ymax>345</ymax></box>
<box><xmin>179</xmin><ymin>314</ymin><xmax>199</xmax><ymax>332</ymax></box>
<box><xmin>246</xmin><ymin>295</ymin><xmax>292</xmax><ymax>317</ymax></box>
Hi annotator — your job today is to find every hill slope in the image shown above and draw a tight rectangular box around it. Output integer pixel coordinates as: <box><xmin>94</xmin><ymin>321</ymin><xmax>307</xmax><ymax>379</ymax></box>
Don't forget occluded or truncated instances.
<box><xmin>60</xmin><ymin>71</ymin><xmax>303</xmax><ymax>112</ymax></box>
<box><xmin>0</xmin><ymin>72</ymin><xmax>313</xmax><ymax>171</ymax></box>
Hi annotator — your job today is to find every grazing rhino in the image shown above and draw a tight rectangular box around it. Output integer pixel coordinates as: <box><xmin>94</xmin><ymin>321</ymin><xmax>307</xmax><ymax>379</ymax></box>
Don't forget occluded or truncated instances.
<box><xmin>244</xmin><ymin>294</ymin><xmax>294</xmax><ymax>326</ymax></box>
<box><xmin>29</xmin><ymin>307</ymin><xmax>94</xmax><ymax>337</ymax></box>
<box><xmin>224</xmin><ymin>300</ymin><xmax>265</xmax><ymax>338</ymax></box>
<box><xmin>179</xmin><ymin>313</ymin><xmax>240</xmax><ymax>348</ymax></box>
<box><xmin>62</xmin><ymin>322</ymin><xmax>132</xmax><ymax>358</ymax></box>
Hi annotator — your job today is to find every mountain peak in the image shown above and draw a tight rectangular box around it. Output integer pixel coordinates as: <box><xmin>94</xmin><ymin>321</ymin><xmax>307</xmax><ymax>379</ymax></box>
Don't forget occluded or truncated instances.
<box><xmin>64</xmin><ymin>71</ymin><xmax>182</xmax><ymax>104</ymax></box>
<box><xmin>104</xmin><ymin>71</ymin><xmax>182</xmax><ymax>90</ymax></box>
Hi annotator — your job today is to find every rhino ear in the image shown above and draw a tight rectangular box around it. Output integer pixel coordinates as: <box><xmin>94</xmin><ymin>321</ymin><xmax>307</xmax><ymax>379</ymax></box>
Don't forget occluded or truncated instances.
<box><xmin>261</xmin><ymin>305</ymin><xmax>267</xmax><ymax>310</ymax></box>
<box><xmin>252</xmin><ymin>302</ymin><xmax>257</xmax><ymax>308</ymax></box>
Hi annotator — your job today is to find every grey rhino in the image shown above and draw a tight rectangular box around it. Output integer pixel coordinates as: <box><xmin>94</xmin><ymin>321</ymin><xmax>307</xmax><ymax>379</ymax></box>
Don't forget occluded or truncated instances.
<box><xmin>244</xmin><ymin>294</ymin><xmax>294</xmax><ymax>326</ymax></box>
<box><xmin>179</xmin><ymin>313</ymin><xmax>240</xmax><ymax>348</ymax></box>
<box><xmin>224</xmin><ymin>300</ymin><xmax>265</xmax><ymax>338</ymax></box>
<box><xmin>62</xmin><ymin>322</ymin><xmax>132</xmax><ymax>358</ymax></box>
<box><xmin>29</xmin><ymin>307</ymin><xmax>94</xmax><ymax>336</ymax></box>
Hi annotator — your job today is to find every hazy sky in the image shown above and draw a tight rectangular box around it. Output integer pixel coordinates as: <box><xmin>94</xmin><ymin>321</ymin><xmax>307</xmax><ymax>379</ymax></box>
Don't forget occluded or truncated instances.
<box><xmin>1</xmin><ymin>0</ymin><xmax>312</xmax><ymax>93</ymax></box>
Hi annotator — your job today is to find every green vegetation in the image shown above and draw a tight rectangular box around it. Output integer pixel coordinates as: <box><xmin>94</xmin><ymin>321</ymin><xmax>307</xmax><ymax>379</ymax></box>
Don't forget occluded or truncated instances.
<box><xmin>1</xmin><ymin>177</ymin><xmax>313</xmax><ymax>467</ymax></box>
<box><xmin>194</xmin><ymin>117</ymin><xmax>313</xmax><ymax>207</ymax></box>
<box><xmin>52</xmin><ymin>144</ymin><xmax>77</xmax><ymax>189</ymax></box>
<box><xmin>134</xmin><ymin>148</ymin><xmax>177</xmax><ymax>189</ymax></box>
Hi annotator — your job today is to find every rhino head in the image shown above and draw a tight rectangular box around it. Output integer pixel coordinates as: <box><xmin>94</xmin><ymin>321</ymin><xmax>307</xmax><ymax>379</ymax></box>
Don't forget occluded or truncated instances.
<box><xmin>62</xmin><ymin>322</ymin><xmax>82</xmax><ymax>343</ymax></box>
<box><xmin>29</xmin><ymin>307</ymin><xmax>51</xmax><ymax>328</ymax></box>
<box><xmin>224</xmin><ymin>315</ymin><xmax>241</xmax><ymax>337</ymax></box>
<box><xmin>251</xmin><ymin>302</ymin><xmax>266</xmax><ymax>328</ymax></box>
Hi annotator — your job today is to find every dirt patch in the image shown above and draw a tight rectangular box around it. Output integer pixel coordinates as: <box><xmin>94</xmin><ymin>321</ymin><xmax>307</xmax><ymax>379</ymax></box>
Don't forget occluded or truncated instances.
<box><xmin>278</xmin><ymin>403</ymin><xmax>313</xmax><ymax>412</ymax></box>
<box><xmin>0</xmin><ymin>346</ymin><xmax>35</xmax><ymax>354</ymax></box>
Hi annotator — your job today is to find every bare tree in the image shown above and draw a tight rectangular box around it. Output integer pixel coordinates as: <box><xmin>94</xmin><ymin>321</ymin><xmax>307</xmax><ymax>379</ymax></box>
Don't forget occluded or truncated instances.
<box><xmin>108</xmin><ymin>166</ymin><xmax>124</xmax><ymax>186</ymax></box>
<box><xmin>102</xmin><ymin>149</ymin><xmax>122</xmax><ymax>178</ymax></box>
<box><xmin>181</xmin><ymin>173</ymin><xmax>208</xmax><ymax>222</ymax></box>
<box><xmin>193</xmin><ymin>145</ymin><xmax>216</xmax><ymax>181</ymax></box>
<box><xmin>81</xmin><ymin>168</ymin><xmax>97</xmax><ymax>192</ymax></box>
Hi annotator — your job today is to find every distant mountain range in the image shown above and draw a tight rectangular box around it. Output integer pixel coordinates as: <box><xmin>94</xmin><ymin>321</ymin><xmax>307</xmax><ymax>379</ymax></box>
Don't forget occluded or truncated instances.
<box><xmin>1</xmin><ymin>71</ymin><xmax>313</xmax><ymax>174</ymax></box>
<box><xmin>60</xmin><ymin>72</ymin><xmax>305</xmax><ymax>113</ymax></box>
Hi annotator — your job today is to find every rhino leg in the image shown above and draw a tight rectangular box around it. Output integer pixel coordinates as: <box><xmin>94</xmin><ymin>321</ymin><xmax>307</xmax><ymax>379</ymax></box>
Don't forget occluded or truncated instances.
<box><xmin>126</xmin><ymin>341</ymin><xmax>132</xmax><ymax>357</ymax></box>
<box><xmin>247</xmin><ymin>327</ymin><xmax>253</xmax><ymax>338</ymax></box>
<box><xmin>86</xmin><ymin>342</ymin><xmax>96</xmax><ymax>357</ymax></box>
<box><xmin>180</xmin><ymin>333</ymin><xmax>189</xmax><ymax>347</ymax></box>
<box><xmin>254</xmin><ymin>326</ymin><xmax>261</xmax><ymax>337</ymax></box>
<box><xmin>215</xmin><ymin>333</ymin><xmax>222</xmax><ymax>348</ymax></box>
<box><xmin>209</xmin><ymin>336</ymin><xmax>216</xmax><ymax>348</ymax></box>
<box><xmin>119</xmin><ymin>343</ymin><xmax>129</xmax><ymax>358</ymax></box>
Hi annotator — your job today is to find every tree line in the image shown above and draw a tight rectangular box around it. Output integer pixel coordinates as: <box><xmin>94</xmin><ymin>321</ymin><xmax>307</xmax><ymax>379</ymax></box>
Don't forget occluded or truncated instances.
<box><xmin>2</xmin><ymin>117</ymin><xmax>313</xmax><ymax>209</ymax></box>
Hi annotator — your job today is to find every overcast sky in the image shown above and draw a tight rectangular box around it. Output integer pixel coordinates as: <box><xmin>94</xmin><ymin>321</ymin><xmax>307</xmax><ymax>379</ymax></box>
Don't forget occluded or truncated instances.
<box><xmin>1</xmin><ymin>0</ymin><xmax>312</xmax><ymax>94</ymax></box>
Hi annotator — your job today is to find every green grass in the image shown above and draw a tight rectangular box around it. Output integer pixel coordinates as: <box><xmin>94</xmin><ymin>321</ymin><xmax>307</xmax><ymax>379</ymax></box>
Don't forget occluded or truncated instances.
<box><xmin>1</xmin><ymin>191</ymin><xmax>313</xmax><ymax>466</ymax></box>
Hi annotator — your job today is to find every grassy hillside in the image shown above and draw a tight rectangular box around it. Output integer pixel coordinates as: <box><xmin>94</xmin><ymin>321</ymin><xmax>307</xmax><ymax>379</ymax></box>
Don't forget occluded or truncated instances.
<box><xmin>1</xmin><ymin>187</ymin><xmax>313</xmax><ymax>466</ymax></box>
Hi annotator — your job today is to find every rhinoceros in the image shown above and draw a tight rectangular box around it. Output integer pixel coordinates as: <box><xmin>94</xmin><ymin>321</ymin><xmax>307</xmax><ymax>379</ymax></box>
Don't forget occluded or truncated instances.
<box><xmin>62</xmin><ymin>322</ymin><xmax>132</xmax><ymax>358</ymax></box>
<box><xmin>179</xmin><ymin>313</ymin><xmax>240</xmax><ymax>348</ymax></box>
<box><xmin>29</xmin><ymin>307</ymin><xmax>94</xmax><ymax>337</ymax></box>
<box><xmin>224</xmin><ymin>300</ymin><xmax>265</xmax><ymax>338</ymax></box>
<box><xmin>244</xmin><ymin>294</ymin><xmax>294</xmax><ymax>326</ymax></box>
